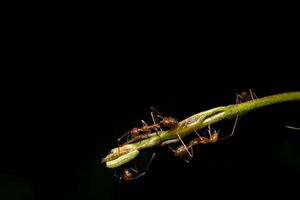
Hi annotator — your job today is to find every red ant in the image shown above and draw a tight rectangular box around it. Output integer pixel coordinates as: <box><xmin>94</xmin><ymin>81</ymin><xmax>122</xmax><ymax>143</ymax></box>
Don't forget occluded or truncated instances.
<box><xmin>170</xmin><ymin>110</ymin><xmax>239</xmax><ymax>162</ymax></box>
<box><xmin>169</xmin><ymin>89</ymin><xmax>254</xmax><ymax>161</ymax></box>
<box><xmin>169</xmin><ymin>126</ymin><xmax>220</xmax><ymax>162</ymax></box>
<box><xmin>150</xmin><ymin>107</ymin><xmax>178</xmax><ymax>129</ymax></box>
<box><xmin>114</xmin><ymin>153</ymin><xmax>156</xmax><ymax>182</ymax></box>
<box><xmin>118</xmin><ymin>107</ymin><xmax>178</xmax><ymax>144</ymax></box>
<box><xmin>236</xmin><ymin>89</ymin><xmax>257</xmax><ymax>103</ymax></box>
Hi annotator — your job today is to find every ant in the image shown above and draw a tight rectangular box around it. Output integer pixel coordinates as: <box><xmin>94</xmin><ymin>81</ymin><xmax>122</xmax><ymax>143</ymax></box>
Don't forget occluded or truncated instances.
<box><xmin>170</xmin><ymin>89</ymin><xmax>255</xmax><ymax>161</ymax></box>
<box><xmin>170</xmin><ymin>111</ymin><xmax>239</xmax><ymax>162</ymax></box>
<box><xmin>114</xmin><ymin>153</ymin><xmax>156</xmax><ymax>182</ymax></box>
<box><xmin>118</xmin><ymin>107</ymin><xmax>178</xmax><ymax>144</ymax></box>
<box><xmin>169</xmin><ymin>126</ymin><xmax>220</xmax><ymax>161</ymax></box>
<box><xmin>150</xmin><ymin>107</ymin><xmax>178</xmax><ymax>129</ymax></box>
<box><xmin>236</xmin><ymin>89</ymin><xmax>257</xmax><ymax>103</ymax></box>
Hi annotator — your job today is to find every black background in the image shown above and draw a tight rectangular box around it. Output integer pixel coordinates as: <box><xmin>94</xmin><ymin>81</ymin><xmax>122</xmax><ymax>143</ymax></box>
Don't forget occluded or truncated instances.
<box><xmin>1</xmin><ymin>11</ymin><xmax>300</xmax><ymax>200</ymax></box>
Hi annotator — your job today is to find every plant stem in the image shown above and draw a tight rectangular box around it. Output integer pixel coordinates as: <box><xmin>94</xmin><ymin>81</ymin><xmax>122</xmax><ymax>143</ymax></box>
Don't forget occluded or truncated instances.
<box><xmin>103</xmin><ymin>91</ymin><xmax>300</xmax><ymax>168</ymax></box>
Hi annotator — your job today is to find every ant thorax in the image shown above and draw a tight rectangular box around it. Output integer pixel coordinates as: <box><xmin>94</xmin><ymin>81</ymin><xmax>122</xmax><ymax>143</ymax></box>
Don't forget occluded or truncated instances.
<box><xmin>169</xmin><ymin>127</ymin><xmax>223</xmax><ymax>162</ymax></box>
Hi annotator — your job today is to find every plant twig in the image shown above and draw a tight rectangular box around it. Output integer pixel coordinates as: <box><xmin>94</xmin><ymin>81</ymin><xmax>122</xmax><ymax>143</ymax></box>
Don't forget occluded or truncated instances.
<box><xmin>103</xmin><ymin>91</ymin><xmax>300</xmax><ymax>168</ymax></box>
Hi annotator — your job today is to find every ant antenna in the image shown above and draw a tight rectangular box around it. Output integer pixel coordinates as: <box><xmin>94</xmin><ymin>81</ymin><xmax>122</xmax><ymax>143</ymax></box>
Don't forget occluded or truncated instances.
<box><xmin>150</xmin><ymin>106</ymin><xmax>164</xmax><ymax>117</ymax></box>
<box><xmin>150</xmin><ymin>110</ymin><xmax>163</xmax><ymax>142</ymax></box>
<box><xmin>118</xmin><ymin>131</ymin><xmax>130</xmax><ymax>143</ymax></box>
<box><xmin>141</xmin><ymin>120</ymin><xmax>148</xmax><ymax>127</ymax></box>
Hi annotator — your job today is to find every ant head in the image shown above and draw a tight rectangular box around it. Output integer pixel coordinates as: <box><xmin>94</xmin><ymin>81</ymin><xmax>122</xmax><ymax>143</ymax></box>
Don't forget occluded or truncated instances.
<box><xmin>121</xmin><ymin>169</ymin><xmax>133</xmax><ymax>181</ymax></box>
<box><xmin>130</xmin><ymin>128</ymin><xmax>140</xmax><ymax>137</ymax></box>
<box><xmin>211</xmin><ymin>130</ymin><xmax>219</xmax><ymax>142</ymax></box>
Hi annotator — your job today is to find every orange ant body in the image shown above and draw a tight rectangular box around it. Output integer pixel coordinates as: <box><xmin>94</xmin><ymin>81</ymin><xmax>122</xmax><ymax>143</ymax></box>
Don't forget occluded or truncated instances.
<box><xmin>115</xmin><ymin>153</ymin><xmax>156</xmax><ymax>182</ymax></box>
<box><xmin>118</xmin><ymin>107</ymin><xmax>178</xmax><ymax>143</ymax></box>
<box><xmin>170</xmin><ymin>127</ymin><xmax>219</xmax><ymax>160</ymax></box>
<box><xmin>120</xmin><ymin>168</ymin><xmax>134</xmax><ymax>181</ymax></box>
<box><xmin>128</xmin><ymin>122</ymin><xmax>161</xmax><ymax>138</ymax></box>
<box><xmin>150</xmin><ymin>106</ymin><xmax>178</xmax><ymax>129</ymax></box>
<box><xmin>169</xmin><ymin>90</ymin><xmax>250</xmax><ymax>161</ymax></box>
<box><xmin>115</xmin><ymin>108</ymin><xmax>178</xmax><ymax>181</ymax></box>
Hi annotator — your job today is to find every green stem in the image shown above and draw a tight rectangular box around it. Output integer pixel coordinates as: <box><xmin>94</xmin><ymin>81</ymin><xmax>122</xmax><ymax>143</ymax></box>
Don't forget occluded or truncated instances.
<box><xmin>103</xmin><ymin>91</ymin><xmax>300</xmax><ymax>168</ymax></box>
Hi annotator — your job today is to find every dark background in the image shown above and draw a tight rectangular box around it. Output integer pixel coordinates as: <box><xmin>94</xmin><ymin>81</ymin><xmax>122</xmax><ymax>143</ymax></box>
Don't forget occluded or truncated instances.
<box><xmin>1</xmin><ymin>10</ymin><xmax>300</xmax><ymax>200</ymax></box>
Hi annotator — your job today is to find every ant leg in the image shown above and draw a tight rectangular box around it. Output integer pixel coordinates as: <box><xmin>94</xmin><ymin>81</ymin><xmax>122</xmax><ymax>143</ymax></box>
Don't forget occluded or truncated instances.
<box><xmin>190</xmin><ymin>145</ymin><xmax>194</xmax><ymax>158</ymax></box>
<box><xmin>130</xmin><ymin>153</ymin><xmax>156</xmax><ymax>180</ymax></box>
<box><xmin>141</xmin><ymin>120</ymin><xmax>152</xmax><ymax>135</ymax></box>
<box><xmin>130</xmin><ymin>167</ymin><xmax>138</xmax><ymax>173</ymax></box>
<box><xmin>217</xmin><ymin>91</ymin><xmax>242</xmax><ymax>141</ymax></box>
<box><xmin>183</xmin><ymin>145</ymin><xmax>193</xmax><ymax>163</ymax></box>
<box><xmin>141</xmin><ymin>120</ymin><xmax>152</xmax><ymax>140</ymax></box>
<box><xmin>236</xmin><ymin>93</ymin><xmax>244</xmax><ymax>104</ymax></box>
<box><xmin>219</xmin><ymin>114</ymin><xmax>239</xmax><ymax>140</ymax></box>
<box><xmin>194</xmin><ymin>129</ymin><xmax>201</xmax><ymax>138</ymax></box>
<box><xmin>249</xmin><ymin>89</ymin><xmax>258</xmax><ymax>100</ymax></box>
<box><xmin>193</xmin><ymin>129</ymin><xmax>206</xmax><ymax>143</ymax></box>
<box><xmin>150</xmin><ymin>110</ymin><xmax>160</xmax><ymax>124</ymax></box>
<box><xmin>145</xmin><ymin>153</ymin><xmax>156</xmax><ymax>172</ymax></box>
<box><xmin>286</xmin><ymin>126</ymin><xmax>300</xmax><ymax>131</ymax></box>
<box><xmin>150</xmin><ymin>107</ymin><xmax>165</xmax><ymax>128</ymax></box>
<box><xmin>150</xmin><ymin>111</ymin><xmax>162</xmax><ymax>141</ymax></box>
<box><xmin>168</xmin><ymin>146</ymin><xmax>176</xmax><ymax>153</ymax></box>
<box><xmin>227</xmin><ymin>113</ymin><xmax>239</xmax><ymax>138</ymax></box>
<box><xmin>229</xmin><ymin>115</ymin><xmax>239</xmax><ymax>137</ymax></box>
<box><xmin>150</xmin><ymin>106</ymin><xmax>164</xmax><ymax>118</ymax></box>
<box><xmin>176</xmin><ymin>134</ymin><xmax>192</xmax><ymax>158</ymax></box>
<box><xmin>208</xmin><ymin>125</ymin><xmax>212</xmax><ymax>137</ymax></box>
<box><xmin>141</xmin><ymin>120</ymin><xmax>148</xmax><ymax>127</ymax></box>
<box><xmin>213</xmin><ymin>90</ymin><xmax>243</xmax><ymax>142</ymax></box>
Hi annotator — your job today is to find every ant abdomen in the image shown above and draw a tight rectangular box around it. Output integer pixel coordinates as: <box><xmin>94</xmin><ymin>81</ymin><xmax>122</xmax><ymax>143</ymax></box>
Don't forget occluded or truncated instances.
<box><xmin>174</xmin><ymin>145</ymin><xmax>190</xmax><ymax>157</ymax></box>
<box><xmin>160</xmin><ymin>117</ymin><xmax>178</xmax><ymax>128</ymax></box>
